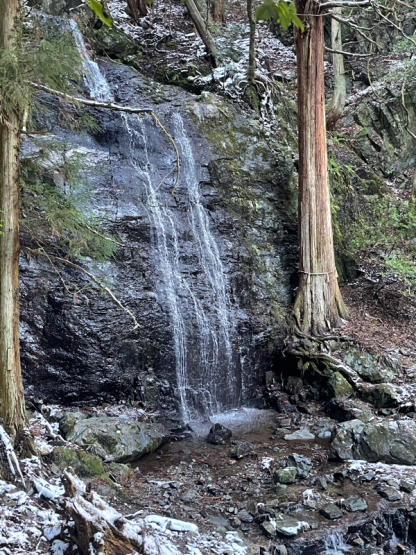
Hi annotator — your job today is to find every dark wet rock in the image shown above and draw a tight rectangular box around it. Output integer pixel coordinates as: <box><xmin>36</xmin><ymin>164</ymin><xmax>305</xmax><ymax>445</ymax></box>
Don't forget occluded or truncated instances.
<box><xmin>325</xmin><ymin>398</ymin><xmax>374</xmax><ymax>423</ymax></box>
<box><xmin>230</xmin><ymin>441</ymin><xmax>254</xmax><ymax>459</ymax></box>
<box><xmin>285</xmin><ymin>376</ymin><xmax>304</xmax><ymax>395</ymax></box>
<box><xmin>230</xmin><ymin>516</ymin><xmax>241</xmax><ymax>528</ymax></box>
<box><xmin>360</xmin><ymin>384</ymin><xmax>399</xmax><ymax>408</ymax></box>
<box><xmin>320</xmin><ymin>503</ymin><xmax>343</xmax><ymax>520</ymax></box>
<box><xmin>376</xmin><ymin>484</ymin><xmax>402</xmax><ymax>502</ymax></box>
<box><xmin>344</xmin><ymin>495</ymin><xmax>368</xmax><ymax>512</ymax></box>
<box><xmin>181</xmin><ymin>490</ymin><xmax>196</xmax><ymax>502</ymax></box>
<box><xmin>312</xmin><ymin>476</ymin><xmax>328</xmax><ymax>491</ymax></box>
<box><xmin>67</xmin><ymin>416</ymin><xmax>169</xmax><ymax>463</ymax></box>
<box><xmin>286</xmin><ymin>454</ymin><xmax>313</xmax><ymax>479</ymax></box>
<box><xmin>327</xmin><ymin>372</ymin><xmax>354</xmax><ymax>399</ymax></box>
<box><xmin>284</xmin><ymin>427</ymin><xmax>315</xmax><ymax>441</ymax></box>
<box><xmin>20</xmin><ymin>63</ymin><xmax>298</xmax><ymax>416</ymax></box>
<box><xmin>273</xmin><ymin>467</ymin><xmax>297</xmax><ymax>484</ymax></box>
<box><xmin>275</xmin><ymin>484</ymin><xmax>287</xmax><ymax>496</ymax></box>
<box><xmin>400</xmin><ymin>479</ymin><xmax>415</xmax><ymax>493</ymax></box>
<box><xmin>206</xmin><ymin>423</ymin><xmax>232</xmax><ymax>444</ymax></box>
<box><xmin>344</xmin><ymin>350</ymin><xmax>395</xmax><ymax>383</ymax></box>
<box><xmin>238</xmin><ymin>509</ymin><xmax>254</xmax><ymax>523</ymax></box>
<box><xmin>329</xmin><ymin>419</ymin><xmax>416</xmax><ymax>464</ymax></box>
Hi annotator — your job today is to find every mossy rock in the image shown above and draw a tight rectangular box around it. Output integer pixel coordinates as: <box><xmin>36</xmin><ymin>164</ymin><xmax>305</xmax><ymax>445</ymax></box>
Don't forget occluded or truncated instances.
<box><xmin>327</xmin><ymin>372</ymin><xmax>354</xmax><ymax>399</ymax></box>
<box><xmin>87</xmin><ymin>23</ymin><xmax>141</xmax><ymax>66</ymax></box>
<box><xmin>53</xmin><ymin>447</ymin><xmax>105</xmax><ymax>478</ymax></box>
<box><xmin>360</xmin><ymin>384</ymin><xmax>399</xmax><ymax>408</ymax></box>
<box><xmin>344</xmin><ymin>350</ymin><xmax>395</xmax><ymax>384</ymax></box>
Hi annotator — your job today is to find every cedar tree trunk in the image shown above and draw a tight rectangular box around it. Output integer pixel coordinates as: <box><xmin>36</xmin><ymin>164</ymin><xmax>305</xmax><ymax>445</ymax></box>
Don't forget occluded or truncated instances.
<box><xmin>0</xmin><ymin>0</ymin><xmax>26</xmax><ymax>433</ymax></box>
<box><xmin>293</xmin><ymin>0</ymin><xmax>348</xmax><ymax>335</ymax></box>
<box><xmin>326</xmin><ymin>8</ymin><xmax>346</xmax><ymax>130</ymax></box>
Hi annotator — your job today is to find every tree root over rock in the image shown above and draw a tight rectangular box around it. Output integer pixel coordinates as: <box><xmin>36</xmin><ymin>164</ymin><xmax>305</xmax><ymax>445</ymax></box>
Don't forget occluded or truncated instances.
<box><xmin>61</xmin><ymin>470</ymin><xmax>181</xmax><ymax>555</ymax></box>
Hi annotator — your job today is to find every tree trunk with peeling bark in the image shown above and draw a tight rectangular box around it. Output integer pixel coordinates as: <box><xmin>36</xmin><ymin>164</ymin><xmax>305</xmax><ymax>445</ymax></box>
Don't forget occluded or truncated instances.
<box><xmin>293</xmin><ymin>0</ymin><xmax>348</xmax><ymax>335</ymax></box>
<box><xmin>326</xmin><ymin>7</ymin><xmax>346</xmax><ymax>129</ymax></box>
<box><xmin>0</xmin><ymin>0</ymin><xmax>26</xmax><ymax>433</ymax></box>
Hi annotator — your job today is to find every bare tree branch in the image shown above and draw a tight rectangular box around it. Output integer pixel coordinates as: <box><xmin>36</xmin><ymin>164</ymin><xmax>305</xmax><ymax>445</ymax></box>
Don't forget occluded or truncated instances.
<box><xmin>319</xmin><ymin>0</ymin><xmax>370</xmax><ymax>10</ymax></box>
<box><xmin>325</xmin><ymin>46</ymin><xmax>372</xmax><ymax>56</ymax></box>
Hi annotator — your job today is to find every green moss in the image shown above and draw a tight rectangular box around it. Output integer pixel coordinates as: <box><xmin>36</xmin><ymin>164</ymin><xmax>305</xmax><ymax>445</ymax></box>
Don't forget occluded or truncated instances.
<box><xmin>54</xmin><ymin>447</ymin><xmax>105</xmax><ymax>478</ymax></box>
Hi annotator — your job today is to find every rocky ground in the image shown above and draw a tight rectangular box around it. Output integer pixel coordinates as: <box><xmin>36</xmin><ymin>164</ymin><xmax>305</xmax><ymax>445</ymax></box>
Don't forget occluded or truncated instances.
<box><xmin>4</xmin><ymin>341</ymin><xmax>416</xmax><ymax>554</ymax></box>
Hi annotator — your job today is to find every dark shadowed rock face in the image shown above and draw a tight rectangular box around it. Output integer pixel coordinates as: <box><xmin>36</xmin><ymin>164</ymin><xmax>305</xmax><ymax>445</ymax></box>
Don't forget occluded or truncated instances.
<box><xmin>20</xmin><ymin>62</ymin><xmax>297</xmax><ymax>418</ymax></box>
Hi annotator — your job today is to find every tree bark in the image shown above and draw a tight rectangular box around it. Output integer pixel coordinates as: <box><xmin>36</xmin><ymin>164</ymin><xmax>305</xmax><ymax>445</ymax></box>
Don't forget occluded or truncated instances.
<box><xmin>185</xmin><ymin>0</ymin><xmax>218</xmax><ymax>64</ymax></box>
<box><xmin>0</xmin><ymin>0</ymin><xmax>26</xmax><ymax>433</ymax></box>
<box><xmin>247</xmin><ymin>0</ymin><xmax>256</xmax><ymax>81</ymax></box>
<box><xmin>211</xmin><ymin>0</ymin><xmax>225</xmax><ymax>23</ymax></box>
<box><xmin>326</xmin><ymin>8</ymin><xmax>346</xmax><ymax>130</ymax></box>
<box><xmin>293</xmin><ymin>0</ymin><xmax>348</xmax><ymax>335</ymax></box>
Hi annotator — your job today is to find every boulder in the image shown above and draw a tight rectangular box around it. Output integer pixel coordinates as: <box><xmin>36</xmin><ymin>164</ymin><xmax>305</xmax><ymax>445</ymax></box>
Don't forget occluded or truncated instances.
<box><xmin>327</xmin><ymin>372</ymin><xmax>354</xmax><ymax>399</ymax></box>
<box><xmin>360</xmin><ymin>384</ymin><xmax>399</xmax><ymax>408</ymax></box>
<box><xmin>329</xmin><ymin>420</ymin><xmax>416</xmax><ymax>465</ymax></box>
<box><xmin>230</xmin><ymin>441</ymin><xmax>254</xmax><ymax>459</ymax></box>
<box><xmin>344</xmin><ymin>350</ymin><xmax>395</xmax><ymax>383</ymax></box>
<box><xmin>325</xmin><ymin>398</ymin><xmax>374</xmax><ymax>423</ymax></box>
<box><xmin>344</xmin><ymin>496</ymin><xmax>367</xmax><ymax>512</ymax></box>
<box><xmin>261</xmin><ymin>515</ymin><xmax>311</xmax><ymax>537</ymax></box>
<box><xmin>206</xmin><ymin>423</ymin><xmax>232</xmax><ymax>444</ymax></box>
<box><xmin>320</xmin><ymin>503</ymin><xmax>343</xmax><ymax>520</ymax></box>
<box><xmin>376</xmin><ymin>485</ymin><xmax>402</xmax><ymax>502</ymax></box>
<box><xmin>273</xmin><ymin>467</ymin><xmax>297</xmax><ymax>484</ymax></box>
<box><xmin>67</xmin><ymin>416</ymin><xmax>169</xmax><ymax>463</ymax></box>
<box><xmin>286</xmin><ymin>454</ymin><xmax>313</xmax><ymax>478</ymax></box>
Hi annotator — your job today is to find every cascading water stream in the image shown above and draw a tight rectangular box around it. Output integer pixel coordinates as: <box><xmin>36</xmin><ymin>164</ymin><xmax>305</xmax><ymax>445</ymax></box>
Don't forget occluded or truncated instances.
<box><xmin>323</xmin><ymin>532</ymin><xmax>350</xmax><ymax>554</ymax></box>
<box><xmin>68</xmin><ymin>20</ymin><xmax>112</xmax><ymax>102</ymax></box>
<box><xmin>71</xmin><ymin>21</ymin><xmax>241</xmax><ymax>418</ymax></box>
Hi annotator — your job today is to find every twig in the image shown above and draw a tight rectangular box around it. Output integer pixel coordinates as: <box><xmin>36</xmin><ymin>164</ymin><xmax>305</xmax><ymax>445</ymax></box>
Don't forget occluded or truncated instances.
<box><xmin>320</xmin><ymin>0</ymin><xmax>370</xmax><ymax>9</ymax></box>
<box><xmin>22</xmin><ymin>247</ymin><xmax>140</xmax><ymax>330</ymax></box>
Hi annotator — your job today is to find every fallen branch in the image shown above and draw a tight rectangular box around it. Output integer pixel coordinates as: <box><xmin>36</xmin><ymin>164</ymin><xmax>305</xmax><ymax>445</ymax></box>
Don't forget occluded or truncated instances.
<box><xmin>0</xmin><ymin>425</ymin><xmax>26</xmax><ymax>487</ymax></box>
<box><xmin>22</xmin><ymin>247</ymin><xmax>140</xmax><ymax>330</ymax></box>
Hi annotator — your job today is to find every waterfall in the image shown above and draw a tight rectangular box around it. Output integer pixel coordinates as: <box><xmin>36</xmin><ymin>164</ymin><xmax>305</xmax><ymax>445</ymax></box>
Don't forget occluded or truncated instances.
<box><xmin>68</xmin><ymin>20</ymin><xmax>112</xmax><ymax>102</ymax></box>
<box><xmin>323</xmin><ymin>533</ymin><xmax>350</xmax><ymax>554</ymax></box>
<box><xmin>71</xmin><ymin>21</ymin><xmax>241</xmax><ymax>418</ymax></box>
<box><xmin>122</xmin><ymin>113</ymin><xmax>191</xmax><ymax>421</ymax></box>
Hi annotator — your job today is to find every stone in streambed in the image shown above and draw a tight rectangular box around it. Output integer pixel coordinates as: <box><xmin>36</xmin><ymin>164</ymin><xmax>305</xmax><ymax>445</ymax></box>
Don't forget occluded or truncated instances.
<box><xmin>376</xmin><ymin>485</ymin><xmax>402</xmax><ymax>501</ymax></box>
<box><xmin>286</xmin><ymin>453</ymin><xmax>313</xmax><ymax>478</ymax></box>
<box><xmin>284</xmin><ymin>427</ymin><xmax>315</xmax><ymax>440</ymax></box>
<box><xmin>344</xmin><ymin>495</ymin><xmax>367</xmax><ymax>512</ymax></box>
<box><xmin>273</xmin><ymin>467</ymin><xmax>297</xmax><ymax>484</ymax></box>
<box><xmin>261</xmin><ymin>515</ymin><xmax>310</xmax><ymax>538</ymax></box>
<box><xmin>206</xmin><ymin>423</ymin><xmax>232</xmax><ymax>444</ymax></box>
<box><xmin>230</xmin><ymin>441</ymin><xmax>253</xmax><ymax>459</ymax></box>
<box><xmin>400</xmin><ymin>479</ymin><xmax>415</xmax><ymax>493</ymax></box>
<box><xmin>320</xmin><ymin>503</ymin><xmax>343</xmax><ymax>520</ymax></box>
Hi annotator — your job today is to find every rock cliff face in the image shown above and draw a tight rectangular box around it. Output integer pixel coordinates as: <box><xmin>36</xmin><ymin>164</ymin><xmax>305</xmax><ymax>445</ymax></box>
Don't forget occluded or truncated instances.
<box><xmin>20</xmin><ymin>60</ymin><xmax>298</xmax><ymax>417</ymax></box>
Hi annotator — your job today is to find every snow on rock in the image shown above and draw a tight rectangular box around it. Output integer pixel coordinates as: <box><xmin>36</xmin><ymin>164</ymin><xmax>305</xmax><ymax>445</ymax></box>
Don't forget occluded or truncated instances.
<box><xmin>145</xmin><ymin>515</ymin><xmax>199</xmax><ymax>533</ymax></box>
